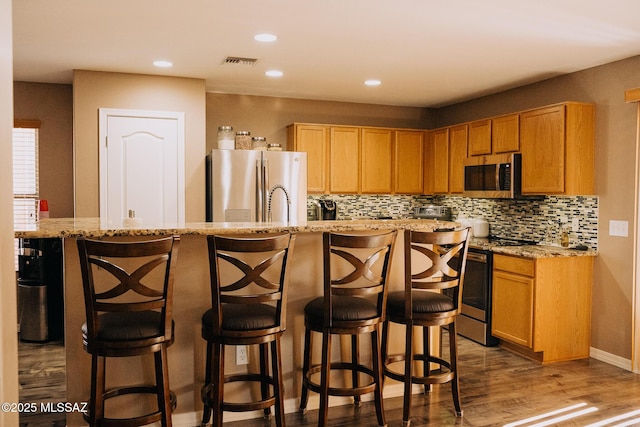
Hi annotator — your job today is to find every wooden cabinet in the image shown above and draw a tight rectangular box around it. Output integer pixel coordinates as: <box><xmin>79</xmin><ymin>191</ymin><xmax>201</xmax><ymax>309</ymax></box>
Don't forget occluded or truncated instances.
<box><xmin>448</xmin><ymin>124</ymin><xmax>468</xmax><ymax>194</ymax></box>
<box><xmin>329</xmin><ymin>126</ymin><xmax>360</xmax><ymax>193</ymax></box>
<box><xmin>468</xmin><ymin>119</ymin><xmax>492</xmax><ymax>156</ymax></box>
<box><xmin>361</xmin><ymin>127</ymin><xmax>392</xmax><ymax>193</ymax></box>
<box><xmin>288</xmin><ymin>124</ymin><xmax>328</xmax><ymax>193</ymax></box>
<box><xmin>427</xmin><ymin>128</ymin><xmax>449</xmax><ymax>194</ymax></box>
<box><xmin>519</xmin><ymin>103</ymin><xmax>594</xmax><ymax>195</ymax></box>
<box><xmin>492</xmin><ymin>114</ymin><xmax>519</xmax><ymax>153</ymax></box>
<box><xmin>492</xmin><ymin>253</ymin><xmax>593</xmax><ymax>363</ymax></box>
<box><xmin>394</xmin><ymin>130</ymin><xmax>424</xmax><ymax>194</ymax></box>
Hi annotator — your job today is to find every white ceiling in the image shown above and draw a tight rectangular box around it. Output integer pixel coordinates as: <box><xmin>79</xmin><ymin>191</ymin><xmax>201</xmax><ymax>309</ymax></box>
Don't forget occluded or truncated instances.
<box><xmin>12</xmin><ymin>0</ymin><xmax>640</xmax><ymax>108</ymax></box>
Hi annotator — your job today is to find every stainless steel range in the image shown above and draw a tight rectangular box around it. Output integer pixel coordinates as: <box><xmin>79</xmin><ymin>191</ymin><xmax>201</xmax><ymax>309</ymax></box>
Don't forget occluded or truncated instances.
<box><xmin>457</xmin><ymin>237</ymin><xmax>537</xmax><ymax>346</ymax></box>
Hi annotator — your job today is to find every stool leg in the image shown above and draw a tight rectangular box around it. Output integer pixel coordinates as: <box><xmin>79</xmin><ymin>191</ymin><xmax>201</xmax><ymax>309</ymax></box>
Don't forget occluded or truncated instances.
<box><xmin>371</xmin><ymin>328</ymin><xmax>386</xmax><ymax>427</ymax></box>
<box><xmin>155</xmin><ymin>345</ymin><xmax>173</xmax><ymax>427</ymax></box>
<box><xmin>449</xmin><ymin>322</ymin><xmax>463</xmax><ymax>417</ymax></box>
<box><xmin>271</xmin><ymin>338</ymin><xmax>285</xmax><ymax>427</ymax></box>
<box><xmin>201</xmin><ymin>343</ymin><xmax>213</xmax><ymax>426</ymax></box>
<box><xmin>423</xmin><ymin>326</ymin><xmax>431</xmax><ymax>394</ymax></box>
<box><xmin>402</xmin><ymin>323</ymin><xmax>413</xmax><ymax>427</ymax></box>
<box><xmin>381</xmin><ymin>321</ymin><xmax>389</xmax><ymax>382</ymax></box>
<box><xmin>351</xmin><ymin>334</ymin><xmax>361</xmax><ymax>407</ymax></box>
<box><xmin>213</xmin><ymin>343</ymin><xmax>224</xmax><ymax>427</ymax></box>
<box><xmin>259</xmin><ymin>343</ymin><xmax>272</xmax><ymax>420</ymax></box>
<box><xmin>318</xmin><ymin>330</ymin><xmax>331</xmax><ymax>427</ymax></box>
<box><xmin>299</xmin><ymin>327</ymin><xmax>312</xmax><ymax>414</ymax></box>
<box><xmin>89</xmin><ymin>354</ymin><xmax>105</xmax><ymax>426</ymax></box>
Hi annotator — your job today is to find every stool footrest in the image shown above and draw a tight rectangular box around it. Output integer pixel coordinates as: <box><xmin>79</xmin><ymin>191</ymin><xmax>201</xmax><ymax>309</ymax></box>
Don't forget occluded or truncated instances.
<box><xmin>201</xmin><ymin>378</ymin><xmax>277</xmax><ymax>412</ymax></box>
<box><xmin>83</xmin><ymin>385</ymin><xmax>177</xmax><ymax>427</ymax></box>
<box><xmin>303</xmin><ymin>362</ymin><xmax>378</xmax><ymax>397</ymax></box>
<box><xmin>384</xmin><ymin>353</ymin><xmax>454</xmax><ymax>385</ymax></box>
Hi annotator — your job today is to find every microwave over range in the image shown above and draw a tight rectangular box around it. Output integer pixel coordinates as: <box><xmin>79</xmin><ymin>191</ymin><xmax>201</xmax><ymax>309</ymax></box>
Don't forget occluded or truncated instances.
<box><xmin>463</xmin><ymin>153</ymin><xmax>525</xmax><ymax>199</ymax></box>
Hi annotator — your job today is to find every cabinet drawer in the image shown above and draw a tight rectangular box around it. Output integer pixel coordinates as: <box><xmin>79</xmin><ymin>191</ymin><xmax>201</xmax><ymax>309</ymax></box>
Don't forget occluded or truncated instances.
<box><xmin>493</xmin><ymin>254</ymin><xmax>534</xmax><ymax>277</ymax></box>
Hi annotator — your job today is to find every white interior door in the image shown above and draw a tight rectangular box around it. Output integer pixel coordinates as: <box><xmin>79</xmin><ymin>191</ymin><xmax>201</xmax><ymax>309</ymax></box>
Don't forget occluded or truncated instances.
<box><xmin>99</xmin><ymin>109</ymin><xmax>185</xmax><ymax>228</ymax></box>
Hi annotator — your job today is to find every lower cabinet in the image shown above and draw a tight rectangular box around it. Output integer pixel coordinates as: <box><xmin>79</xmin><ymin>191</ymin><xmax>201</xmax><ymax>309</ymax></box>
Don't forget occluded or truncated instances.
<box><xmin>491</xmin><ymin>253</ymin><xmax>593</xmax><ymax>363</ymax></box>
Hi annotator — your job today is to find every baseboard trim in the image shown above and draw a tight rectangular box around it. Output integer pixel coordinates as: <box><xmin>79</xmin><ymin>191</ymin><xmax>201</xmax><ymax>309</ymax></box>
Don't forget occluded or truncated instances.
<box><xmin>590</xmin><ymin>346</ymin><xmax>632</xmax><ymax>371</ymax></box>
<box><xmin>171</xmin><ymin>382</ymin><xmax>416</xmax><ymax>426</ymax></box>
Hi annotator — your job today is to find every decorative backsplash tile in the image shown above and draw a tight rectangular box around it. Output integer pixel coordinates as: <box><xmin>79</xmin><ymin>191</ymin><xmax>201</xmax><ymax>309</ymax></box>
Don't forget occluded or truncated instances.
<box><xmin>308</xmin><ymin>194</ymin><xmax>598</xmax><ymax>249</ymax></box>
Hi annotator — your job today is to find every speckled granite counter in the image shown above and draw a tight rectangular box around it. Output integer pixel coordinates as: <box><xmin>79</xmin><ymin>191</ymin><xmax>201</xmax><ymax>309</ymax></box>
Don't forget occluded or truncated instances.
<box><xmin>14</xmin><ymin>217</ymin><xmax>458</xmax><ymax>238</ymax></box>
<box><xmin>491</xmin><ymin>244</ymin><xmax>597</xmax><ymax>258</ymax></box>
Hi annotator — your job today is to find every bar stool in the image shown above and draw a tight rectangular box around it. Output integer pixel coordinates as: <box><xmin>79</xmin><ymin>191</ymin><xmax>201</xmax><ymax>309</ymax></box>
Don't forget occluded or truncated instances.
<box><xmin>381</xmin><ymin>228</ymin><xmax>470</xmax><ymax>426</ymax></box>
<box><xmin>76</xmin><ymin>235</ymin><xmax>180</xmax><ymax>427</ymax></box>
<box><xmin>200</xmin><ymin>233</ymin><xmax>296</xmax><ymax>427</ymax></box>
<box><xmin>299</xmin><ymin>231</ymin><xmax>397</xmax><ymax>427</ymax></box>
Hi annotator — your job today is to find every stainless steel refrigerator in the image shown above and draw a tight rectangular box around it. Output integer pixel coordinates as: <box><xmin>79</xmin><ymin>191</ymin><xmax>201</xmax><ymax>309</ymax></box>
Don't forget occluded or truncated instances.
<box><xmin>206</xmin><ymin>149</ymin><xmax>307</xmax><ymax>225</ymax></box>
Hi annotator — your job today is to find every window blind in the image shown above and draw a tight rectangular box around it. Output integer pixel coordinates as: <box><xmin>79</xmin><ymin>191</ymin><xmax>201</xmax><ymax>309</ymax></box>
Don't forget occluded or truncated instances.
<box><xmin>13</xmin><ymin>119</ymin><xmax>40</xmax><ymax>270</ymax></box>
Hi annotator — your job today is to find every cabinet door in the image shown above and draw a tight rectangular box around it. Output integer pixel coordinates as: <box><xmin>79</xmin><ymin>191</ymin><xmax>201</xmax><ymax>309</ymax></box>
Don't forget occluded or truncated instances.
<box><xmin>520</xmin><ymin>105</ymin><xmax>565</xmax><ymax>194</ymax></box>
<box><xmin>394</xmin><ymin>130</ymin><xmax>424</xmax><ymax>194</ymax></box>
<box><xmin>492</xmin><ymin>114</ymin><xmax>519</xmax><ymax>153</ymax></box>
<box><xmin>290</xmin><ymin>124</ymin><xmax>328</xmax><ymax>193</ymax></box>
<box><xmin>491</xmin><ymin>270</ymin><xmax>534</xmax><ymax>348</ymax></box>
<box><xmin>361</xmin><ymin>128</ymin><xmax>392</xmax><ymax>193</ymax></box>
<box><xmin>329</xmin><ymin>127</ymin><xmax>360</xmax><ymax>193</ymax></box>
<box><xmin>448</xmin><ymin>125</ymin><xmax>468</xmax><ymax>194</ymax></box>
<box><xmin>468</xmin><ymin>119</ymin><xmax>491</xmax><ymax>156</ymax></box>
<box><xmin>429</xmin><ymin>128</ymin><xmax>449</xmax><ymax>194</ymax></box>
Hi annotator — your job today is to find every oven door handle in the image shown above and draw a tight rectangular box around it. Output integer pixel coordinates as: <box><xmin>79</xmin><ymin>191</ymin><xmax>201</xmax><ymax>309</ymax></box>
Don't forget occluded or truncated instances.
<box><xmin>467</xmin><ymin>252</ymin><xmax>488</xmax><ymax>263</ymax></box>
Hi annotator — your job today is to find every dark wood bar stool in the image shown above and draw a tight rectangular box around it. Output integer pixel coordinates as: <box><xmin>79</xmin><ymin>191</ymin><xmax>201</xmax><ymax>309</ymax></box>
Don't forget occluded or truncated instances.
<box><xmin>200</xmin><ymin>233</ymin><xmax>296</xmax><ymax>427</ymax></box>
<box><xmin>299</xmin><ymin>231</ymin><xmax>397</xmax><ymax>427</ymax></box>
<box><xmin>382</xmin><ymin>228</ymin><xmax>470</xmax><ymax>426</ymax></box>
<box><xmin>76</xmin><ymin>235</ymin><xmax>180</xmax><ymax>427</ymax></box>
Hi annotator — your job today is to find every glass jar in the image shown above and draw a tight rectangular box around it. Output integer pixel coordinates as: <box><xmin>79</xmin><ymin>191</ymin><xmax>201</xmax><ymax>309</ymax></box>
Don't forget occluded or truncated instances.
<box><xmin>252</xmin><ymin>136</ymin><xmax>267</xmax><ymax>150</ymax></box>
<box><xmin>217</xmin><ymin>126</ymin><xmax>235</xmax><ymax>149</ymax></box>
<box><xmin>267</xmin><ymin>143</ymin><xmax>282</xmax><ymax>151</ymax></box>
<box><xmin>235</xmin><ymin>131</ymin><xmax>251</xmax><ymax>150</ymax></box>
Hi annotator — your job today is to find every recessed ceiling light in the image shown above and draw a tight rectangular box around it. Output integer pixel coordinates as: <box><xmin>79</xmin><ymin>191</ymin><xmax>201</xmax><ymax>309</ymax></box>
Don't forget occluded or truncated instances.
<box><xmin>265</xmin><ymin>70</ymin><xmax>284</xmax><ymax>77</ymax></box>
<box><xmin>255</xmin><ymin>33</ymin><xmax>278</xmax><ymax>42</ymax></box>
<box><xmin>365</xmin><ymin>79</ymin><xmax>381</xmax><ymax>86</ymax></box>
<box><xmin>153</xmin><ymin>60</ymin><xmax>173</xmax><ymax>68</ymax></box>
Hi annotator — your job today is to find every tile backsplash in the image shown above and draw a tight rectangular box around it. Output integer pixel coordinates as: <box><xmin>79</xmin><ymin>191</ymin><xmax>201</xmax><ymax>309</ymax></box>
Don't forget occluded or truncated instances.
<box><xmin>308</xmin><ymin>194</ymin><xmax>598</xmax><ymax>249</ymax></box>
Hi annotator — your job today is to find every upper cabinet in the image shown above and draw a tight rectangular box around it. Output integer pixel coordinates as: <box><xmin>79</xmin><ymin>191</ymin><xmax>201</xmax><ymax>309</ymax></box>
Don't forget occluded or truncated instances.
<box><xmin>426</xmin><ymin>128</ymin><xmax>450</xmax><ymax>194</ymax></box>
<box><xmin>449</xmin><ymin>124</ymin><xmax>468</xmax><ymax>194</ymax></box>
<box><xmin>468</xmin><ymin>119</ymin><xmax>492</xmax><ymax>156</ymax></box>
<box><xmin>361</xmin><ymin>127</ymin><xmax>392</xmax><ymax>194</ymax></box>
<box><xmin>394</xmin><ymin>130</ymin><xmax>424</xmax><ymax>194</ymax></box>
<box><xmin>519</xmin><ymin>103</ymin><xmax>594</xmax><ymax>195</ymax></box>
<box><xmin>329</xmin><ymin>126</ymin><xmax>360</xmax><ymax>194</ymax></box>
<box><xmin>288</xmin><ymin>123</ymin><xmax>328</xmax><ymax>193</ymax></box>
<box><xmin>492</xmin><ymin>114</ymin><xmax>519</xmax><ymax>153</ymax></box>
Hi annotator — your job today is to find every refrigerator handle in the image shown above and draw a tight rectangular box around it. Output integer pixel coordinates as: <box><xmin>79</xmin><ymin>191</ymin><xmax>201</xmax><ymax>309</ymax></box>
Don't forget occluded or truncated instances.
<box><xmin>256</xmin><ymin>159</ymin><xmax>263</xmax><ymax>222</ymax></box>
<box><xmin>263</xmin><ymin>157</ymin><xmax>270</xmax><ymax>221</ymax></box>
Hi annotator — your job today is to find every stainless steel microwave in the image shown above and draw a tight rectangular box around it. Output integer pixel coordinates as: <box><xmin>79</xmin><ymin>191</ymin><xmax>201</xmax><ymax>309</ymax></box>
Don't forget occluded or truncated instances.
<box><xmin>463</xmin><ymin>153</ymin><xmax>521</xmax><ymax>198</ymax></box>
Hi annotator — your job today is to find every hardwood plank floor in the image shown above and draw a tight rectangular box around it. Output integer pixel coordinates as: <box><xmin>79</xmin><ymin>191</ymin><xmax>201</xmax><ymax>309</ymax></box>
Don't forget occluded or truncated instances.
<box><xmin>17</xmin><ymin>333</ymin><xmax>640</xmax><ymax>426</ymax></box>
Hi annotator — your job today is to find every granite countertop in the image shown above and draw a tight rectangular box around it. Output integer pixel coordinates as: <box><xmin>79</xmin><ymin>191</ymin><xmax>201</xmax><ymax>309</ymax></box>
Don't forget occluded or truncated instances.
<box><xmin>13</xmin><ymin>217</ymin><xmax>458</xmax><ymax>239</ymax></box>
<box><xmin>491</xmin><ymin>244</ymin><xmax>598</xmax><ymax>258</ymax></box>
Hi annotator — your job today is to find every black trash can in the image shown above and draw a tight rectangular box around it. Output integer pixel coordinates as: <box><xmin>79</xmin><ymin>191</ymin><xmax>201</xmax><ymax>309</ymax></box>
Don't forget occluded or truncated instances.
<box><xmin>17</xmin><ymin>238</ymin><xmax>63</xmax><ymax>342</ymax></box>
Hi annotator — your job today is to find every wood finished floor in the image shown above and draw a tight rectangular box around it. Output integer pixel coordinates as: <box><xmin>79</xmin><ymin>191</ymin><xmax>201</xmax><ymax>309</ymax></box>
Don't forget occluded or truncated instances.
<box><xmin>17</xmin><ymin>333</ymin><xmax>640</xmax><ymax>426</ymax></box>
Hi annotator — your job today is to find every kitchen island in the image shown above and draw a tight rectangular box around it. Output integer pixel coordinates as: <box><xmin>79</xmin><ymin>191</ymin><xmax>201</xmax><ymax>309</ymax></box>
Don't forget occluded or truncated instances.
<box><xmin>15</xmin><ymin>218</ymin><xmax>596</xmax><ymax>425</ymax></box>
<box><xmin>16</xmin><ymin>218</ymin><xmax>458</xmax><ymax>426</ymax></box>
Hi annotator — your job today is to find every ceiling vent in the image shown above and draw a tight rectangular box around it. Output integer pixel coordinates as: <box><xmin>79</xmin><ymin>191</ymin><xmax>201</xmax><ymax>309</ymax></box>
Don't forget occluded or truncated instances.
<box><xmin>222</xmin><ymin>56</ymin><xmax>258</xmax><ymax>66</ymax></box>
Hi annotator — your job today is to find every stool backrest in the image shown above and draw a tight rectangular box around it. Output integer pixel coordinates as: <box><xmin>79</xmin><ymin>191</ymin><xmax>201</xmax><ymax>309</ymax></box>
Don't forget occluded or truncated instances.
<box><xmin>207</xmin><ymin>233</ymin><xmax>296</xmax><ymax>336</ymax></box>
<box><xmin>403</xmin><ymin>228</ymin><xmax>470</xmax><ymax>318</ymax></box>
<box><xmin>323</xmin><ymin>231</ymin><xmax>397</xmax><ymax>327</ymax></box>
<box><xmin>77</xmin><ymin>235</ymin><xmax>180</xmax><ymax>344</ymax></box>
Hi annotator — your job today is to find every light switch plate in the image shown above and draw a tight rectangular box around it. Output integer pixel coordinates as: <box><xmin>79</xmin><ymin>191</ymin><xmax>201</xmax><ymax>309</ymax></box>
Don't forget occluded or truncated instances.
<box><xmin>609</xmin><ymin>220</ymin><xmax>629</xmax><ymax>237</ymax></box>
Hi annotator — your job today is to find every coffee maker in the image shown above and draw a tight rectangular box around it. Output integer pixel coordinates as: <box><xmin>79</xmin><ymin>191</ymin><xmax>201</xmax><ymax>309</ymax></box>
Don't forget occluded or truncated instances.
<box><xmin>317</xmin><ymin>199</ymin><xmax>337</xmax><ymax>220</ymax></box>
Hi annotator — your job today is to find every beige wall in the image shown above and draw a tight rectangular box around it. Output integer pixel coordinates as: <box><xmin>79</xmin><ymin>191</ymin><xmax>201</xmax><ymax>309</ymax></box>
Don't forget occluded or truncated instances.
<box><xmin>436</xmin><ymin>55</ymin><xmax>640</xmax><ymax>360</ymax></box>
<box><xmin>73</xmin><ymin>70</ymin><xmax>207</xmax><ymax>221</ymax></box>
<box><xmin>14</xmin><ymin>82</ymin><xmax>74</xmax><ymax>217</ymax></box>
<box><xmin>206</xmin><ymin>93</ymin><xmax>436</xmax><ymax>151</ymax></box>
<box><xmin>1</xmin><ymin>0</ymin><xmax>20</xmax><ymax>423</ymax></box>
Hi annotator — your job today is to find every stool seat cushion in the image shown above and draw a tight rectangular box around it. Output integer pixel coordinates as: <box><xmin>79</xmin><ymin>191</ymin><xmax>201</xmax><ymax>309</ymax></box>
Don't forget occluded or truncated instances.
<box><xmin>82</xmin><ymin>311</ymin><xmax>169</xmax><ymax>341</ymax></box>
<box><xmin>202</xmin><ymin>303</ymin><xmax>277</xmax><ymax>331</ymax></box>
<box><xmin>387</xmin><ymin>290</ymin><xmax>454</xmax><ymax>316</ymax></box>
<box><xmin>304</xmin><ymin>296</ymin><xmax>378</xmax><ymax>322</ymax></box>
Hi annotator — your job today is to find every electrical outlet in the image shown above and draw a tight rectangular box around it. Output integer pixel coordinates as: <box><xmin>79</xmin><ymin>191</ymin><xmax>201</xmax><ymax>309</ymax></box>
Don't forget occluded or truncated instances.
<box><xmin>236</xmin><ymin>345</ymin><xmax>248</xmax><ymax>365</ymax></box>
<box><xmin>609</xmin><ymin>220</ymin><xmax>629</xmax><ymax>237</ymax></box>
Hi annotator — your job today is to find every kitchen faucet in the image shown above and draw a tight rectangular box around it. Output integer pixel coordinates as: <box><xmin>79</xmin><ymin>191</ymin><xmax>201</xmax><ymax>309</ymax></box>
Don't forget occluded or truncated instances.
<box><xmin>267</xmin><ymin>184</ymin><xmax>291</xmax><ymax>224</ymax></box>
